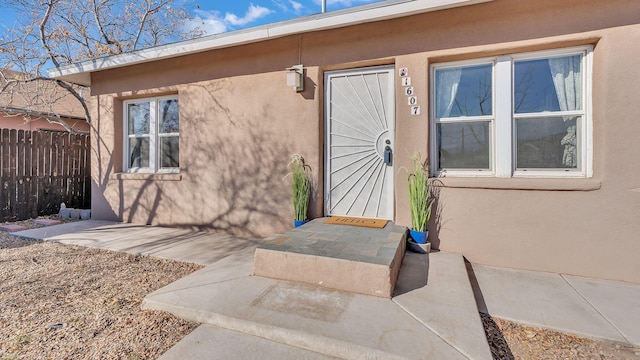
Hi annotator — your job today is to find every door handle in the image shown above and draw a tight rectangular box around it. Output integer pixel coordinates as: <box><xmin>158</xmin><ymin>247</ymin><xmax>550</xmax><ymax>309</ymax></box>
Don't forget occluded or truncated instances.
<box><xmin>384</xmin><ymin>146</ymin><xmax>392</xmax><ymax>166</ymax></box>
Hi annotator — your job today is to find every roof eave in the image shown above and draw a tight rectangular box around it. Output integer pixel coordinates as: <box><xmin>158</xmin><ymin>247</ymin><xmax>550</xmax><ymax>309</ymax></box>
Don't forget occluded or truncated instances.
<box><xmin>49</xmin><ymin>0</ymin><xmax>493</xmax><ymax>86</ymax></box>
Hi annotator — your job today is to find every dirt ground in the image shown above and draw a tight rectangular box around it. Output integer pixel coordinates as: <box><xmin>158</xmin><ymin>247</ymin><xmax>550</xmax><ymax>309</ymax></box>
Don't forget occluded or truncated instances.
<box><xmin>0</xmin><ymin>217</ymin><xmax>203</xmax><ymax>360</ymax></box>
<box><xmin>1</xmin><ymin>217</ymin><xmax>639</xmax><ymax>359</ymax></box>
<box><xmin>482</xmin><ymin>313</ymin><xmax>640</xmax><ymax>359</ymax></box>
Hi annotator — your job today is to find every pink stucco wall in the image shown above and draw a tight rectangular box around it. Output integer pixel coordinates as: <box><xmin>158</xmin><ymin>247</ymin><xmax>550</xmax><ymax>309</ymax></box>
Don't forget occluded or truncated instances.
<box><xmin>1</xmin><ymin>114</ymin><xmax>89</xmax><ymax>132</ymax></box>
<box><xmin>88</xmin><ymin>0</ymin><xmax>640</xmax><ymax>283</ymax></box>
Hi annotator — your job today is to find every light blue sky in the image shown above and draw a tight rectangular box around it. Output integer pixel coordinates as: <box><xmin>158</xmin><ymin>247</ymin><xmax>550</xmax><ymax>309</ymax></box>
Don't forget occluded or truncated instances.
<box><xmin>0</xmin><ymin>0</ymin><xmax>383</xmax><ymax>39</ymax></box>
<box><xmin>186</xmin><ymin>0</ymin><xmax>382</xmax><ymax>34</ymax></box>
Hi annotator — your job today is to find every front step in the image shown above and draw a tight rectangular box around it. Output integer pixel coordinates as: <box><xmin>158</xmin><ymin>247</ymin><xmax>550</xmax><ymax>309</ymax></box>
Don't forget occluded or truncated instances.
<box><xmin>143</xmin><ymin>249</ymin><xmax>493</xmax><ymax>360</ymax></box>
<box><xmin>254</xmin><ymin>218</ymin><xmax>407</xmax><ymax>298</ymax></box>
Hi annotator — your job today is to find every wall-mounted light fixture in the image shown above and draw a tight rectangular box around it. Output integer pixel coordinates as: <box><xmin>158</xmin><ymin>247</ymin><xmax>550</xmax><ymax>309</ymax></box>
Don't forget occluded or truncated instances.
<box><xmin>286</xmin><ymin>64</ymin><xmax>304</xmax><ymax>92</ymax></box>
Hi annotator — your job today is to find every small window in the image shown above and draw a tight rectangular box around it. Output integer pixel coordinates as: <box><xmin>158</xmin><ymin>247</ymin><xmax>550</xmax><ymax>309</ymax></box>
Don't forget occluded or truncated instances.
<box><xmin>431</xmin><ymin>47</ymin><xmax>592</xmax><ymax>178</ymax></box>
<box><xmin>124</xmin><ymin>96</ymin><xmax>179</xmax><ymax>173</ymax></box>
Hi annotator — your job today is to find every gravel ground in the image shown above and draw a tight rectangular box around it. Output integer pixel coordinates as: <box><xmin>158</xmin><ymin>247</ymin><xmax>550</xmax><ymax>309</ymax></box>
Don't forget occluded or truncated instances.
<box><xmin>2</xmin><ymin>217</ymin><xmax>640</xmax><ymax>359</ymax></box>
<box><xmin>0</xmin><ymin>217</ymin><xmax>203</xmax><ymax>360</ymax></box>
<box><xmin>481</xmin><ymin>313</ymin><xmax>640</xmax><ymax>359</ymax></box>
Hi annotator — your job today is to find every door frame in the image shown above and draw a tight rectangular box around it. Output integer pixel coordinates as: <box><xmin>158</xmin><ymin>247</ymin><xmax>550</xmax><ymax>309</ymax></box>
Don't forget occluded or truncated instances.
<box><xmin>323</xmin><ymin>65</ymin><xmax>396</xmax><ymax>219</ymax></box>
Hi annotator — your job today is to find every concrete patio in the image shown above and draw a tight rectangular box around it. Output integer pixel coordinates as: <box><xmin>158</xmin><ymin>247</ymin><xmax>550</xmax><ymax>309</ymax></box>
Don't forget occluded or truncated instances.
<box><xmin>12</xmin><ymin>220</ymin><xmax>640</xmax><ymax>359</ymax></box>
<box><xmin>13</xmin><ymin>220</ymin><xmax>262</xmax><ymax>266</ymax></box>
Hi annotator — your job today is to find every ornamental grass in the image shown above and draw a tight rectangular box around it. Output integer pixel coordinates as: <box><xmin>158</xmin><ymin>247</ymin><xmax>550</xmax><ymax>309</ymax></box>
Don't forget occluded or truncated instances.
<box><xmin>407</xmin><ymin>153</ymin><xmax>434</xmax><ymax>232</ymax></box>
<box><xmin>288</xmin><ymin>154</ymin><xmax>311</xmax><ymax>221</ymax></box>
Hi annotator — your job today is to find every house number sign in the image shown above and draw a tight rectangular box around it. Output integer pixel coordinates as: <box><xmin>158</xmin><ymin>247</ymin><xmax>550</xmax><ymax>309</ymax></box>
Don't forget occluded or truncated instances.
<box><xmin>399</xmin><ymin>67</ymin><xmax>420</xmax><ymax>116</ymax></box>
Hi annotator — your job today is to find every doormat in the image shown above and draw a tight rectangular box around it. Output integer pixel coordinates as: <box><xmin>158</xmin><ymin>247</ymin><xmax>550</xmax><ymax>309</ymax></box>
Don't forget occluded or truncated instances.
<box><xmin>324</xmin><ymin>216</ymin><xmax>388</xmax><ymax>228</ymax></box>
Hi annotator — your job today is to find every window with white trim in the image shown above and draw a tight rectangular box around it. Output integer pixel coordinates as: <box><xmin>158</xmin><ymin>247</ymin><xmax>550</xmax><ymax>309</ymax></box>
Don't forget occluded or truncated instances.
<box><xmin>124</xmin><ymin>96</ymin><xmax>179</xmax><ymax>173</ymax></box>
<box><xmin>431</xmin><ymin>47</ymin><xmax>592</xmax><ymax>178</ymax></box>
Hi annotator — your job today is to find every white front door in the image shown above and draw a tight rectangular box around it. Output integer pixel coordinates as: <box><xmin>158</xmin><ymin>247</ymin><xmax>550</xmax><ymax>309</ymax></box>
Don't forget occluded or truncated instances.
<box><xmin>325</xmin><ymin>66</ymin><xmax>395</xmax><ymax>220</ymax></box>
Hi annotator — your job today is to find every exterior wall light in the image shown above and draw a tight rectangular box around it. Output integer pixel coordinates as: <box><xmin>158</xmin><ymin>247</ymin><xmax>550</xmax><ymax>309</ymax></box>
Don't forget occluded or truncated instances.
<box><xmin>286</xmin><ymin>64</ymin><xmax>304</xmax><ymax>92</ymax></box>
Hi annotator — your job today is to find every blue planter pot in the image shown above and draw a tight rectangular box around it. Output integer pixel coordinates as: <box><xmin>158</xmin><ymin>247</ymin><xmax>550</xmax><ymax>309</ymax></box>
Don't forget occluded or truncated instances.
<box><xmin>294</xmin><ymin>220</ymin><xmax>309</xmax><ymax>228</ymax></box>
<box><xmin>410</xmin><ymin>229</ymin><xmax>429</xmax><ymax>244</ymax></box>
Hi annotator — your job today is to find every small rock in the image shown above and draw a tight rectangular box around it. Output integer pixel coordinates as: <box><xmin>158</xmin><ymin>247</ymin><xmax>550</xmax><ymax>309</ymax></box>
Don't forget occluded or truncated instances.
<box><xmin>59</xmin><ymin>208</ymin><xmax>71</xmax><ymax>218</ymax></box>
<box><xmin>46</xmin><ymin>323</ymin><xmax>66</xmax><ymax>329</ymax></box>
<box><xmin>69</xmin><ymin>209</ymin><xmax>81</xmax><ymax>220</ymax></box>
<box><xmin>80</xmin><ymin>209</ymin><xmax>91</xmax><ymax>220</ymax></box>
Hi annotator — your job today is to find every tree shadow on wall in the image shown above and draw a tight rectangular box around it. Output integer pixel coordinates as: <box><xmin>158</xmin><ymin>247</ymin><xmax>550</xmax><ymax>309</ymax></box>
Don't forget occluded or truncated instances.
<box><xmin>90</xmin><ymin>80</ymin><xmax>298</xmax><ymax>238</ymax></box>
<box><xmin>118</xmin><ymin>82</ymin><xmax>294</xmax><ymax>238</ymax></box>
<box><xmin>116</xmin><ymin>131</ymin><xmax>293</xmax><ymax>238</ymax></box>
<box><xmin>171</xmin><ymin>123</ymin><xmax>293</xmax><ymax>237</ymax></box>
<box><xmin>92</xmin><ymin>96</ymin><xmax>119</xmax><ymax>221</ymax></box>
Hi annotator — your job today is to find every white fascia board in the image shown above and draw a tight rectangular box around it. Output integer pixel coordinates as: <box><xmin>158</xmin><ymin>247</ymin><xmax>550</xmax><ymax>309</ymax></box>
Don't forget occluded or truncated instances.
<box><xmin>268</xmin><ymin>0</ymin><xmax>490</xmax><ymax>37</ymax></box>
<box><xmin>49</xmin><ymin>0</ymin><xmax>492</xmax><ymax>86</ymax></box>
<box><xmin>48</xmin><ymin>28</ymin><xmax>272</xmax><ymax>86</ymax></box>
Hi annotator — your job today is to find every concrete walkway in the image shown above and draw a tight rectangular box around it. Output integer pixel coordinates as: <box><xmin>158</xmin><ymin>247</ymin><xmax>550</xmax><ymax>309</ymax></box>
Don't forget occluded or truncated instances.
<box><xmin>12</xmin><ymin>220</ymin><xmax>491</xmax><ymax>359</ymax></box>
<box><xmin>145</xmin><ymin>250</ymin><xmax>490</xmax><ymax>360</ymax></box>
<box><xmin>12</xmin><ymin>220</ymin><xmax>262</xmax><ymax>266</ymax></box>
<box><xmin>11</xmin><ymin>221</ymin><xmax>640</xmax><ymax>358</ymax></box>
<box><xmin>468</xmin><ymin>263</ymin><xmax>640</xmax><ymax>347</ymax></box>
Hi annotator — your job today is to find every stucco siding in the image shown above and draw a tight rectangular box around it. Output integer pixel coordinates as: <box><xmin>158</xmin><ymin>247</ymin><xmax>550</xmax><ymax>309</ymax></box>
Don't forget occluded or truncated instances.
<box><xmin>89</xmin><ymin>0</ymin><xmax>640</xmax><ymax>283</ymax></box>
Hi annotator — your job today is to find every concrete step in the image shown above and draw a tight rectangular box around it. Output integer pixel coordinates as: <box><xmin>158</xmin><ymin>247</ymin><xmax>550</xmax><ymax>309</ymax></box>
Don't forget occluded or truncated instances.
<box><xmin>159</xmin><ymin>325</ymin><xmax>340</xmax><ymax>360</ymax></box>
<box><xmin>254</xmin><ymin>218</ymin><xmax>407</xmax><ymax>298</ymax></box>
<box><xmin>143</xmin><ymin>250</ymin><xmax>492</xmax><ymax>360</ymax></box>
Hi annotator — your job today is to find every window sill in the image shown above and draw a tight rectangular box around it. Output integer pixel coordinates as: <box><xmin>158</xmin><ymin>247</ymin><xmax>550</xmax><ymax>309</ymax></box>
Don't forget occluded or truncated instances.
<box><xmin>111</xmin><ymin>172</ymin><xmax>182</xmax><ymax>181</ymax></box>
<box><xmin>431</xmin><ymin>177</ymin><xmax>601</xmax><ymax>191</ymax></box>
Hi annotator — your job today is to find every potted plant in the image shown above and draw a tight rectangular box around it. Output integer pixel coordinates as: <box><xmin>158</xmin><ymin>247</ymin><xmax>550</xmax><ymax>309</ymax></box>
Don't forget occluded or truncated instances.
<box><xmin>287</xmin><ymin>154</ymin><xmax>311</xmax><ymax>227</ymax></box>
<box><xmin>407</xmin><ymin>153</ymin><xmax>434</xmax><ymax>244</ymax></box>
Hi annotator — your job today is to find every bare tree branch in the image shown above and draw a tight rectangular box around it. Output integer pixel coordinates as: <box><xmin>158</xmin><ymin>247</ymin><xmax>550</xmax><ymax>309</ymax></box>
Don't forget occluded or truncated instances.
<box><xmin>39</xmin><ymin>0</ymin><xmax>59</xmax><ymax>67</ymax></box>
<box><xmin>92</xmin><ymin>0</ymin><xmax>123</xmax><ymax>54</ymax></box>
<box><xmin>0</xmin><ymin>0</ymin><xmax>198</xmax><ymax>131</ymax></box>
<box><xmin>0</xmin><ymin>105</ymin><xmax>88</xmax><ymax>134</ymax></box>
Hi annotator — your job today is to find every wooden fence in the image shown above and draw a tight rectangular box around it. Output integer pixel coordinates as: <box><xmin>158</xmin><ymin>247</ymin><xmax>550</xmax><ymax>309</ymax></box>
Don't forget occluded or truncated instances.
<box><xmin>0</xmin><ymin>128</ymin><xmax>90</xmax><ymax>222</ymax></box>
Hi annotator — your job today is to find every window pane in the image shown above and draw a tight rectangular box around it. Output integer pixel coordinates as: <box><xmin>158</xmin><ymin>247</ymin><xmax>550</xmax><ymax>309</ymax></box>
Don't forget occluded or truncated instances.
<box><xmin>129</xmin><ymin>138</ymin><xmax>150</xmax><ymax>168</ymax></box>
<box><xmin>514</xmin><ymin>54</ymin><xmax>582</xmax><ymax>113</ymax></box>
<box><xmin>516</xmin><ymin>116</ymin><xmax>579</xmax><ymax>169</ymax></box>
<box><xmin>160</xmin><ymin>136</ymin><xmax>179</xmax><ymax>168</ymax></box>
<box><xmin>435</xmin><ymin>64</ymin><xmax>492</xmax><ymax>118</ymax></box>
<box><xmin>437</xmin><ymin>122</ymin><xmax>491</xmax><ymax>170</ymax></box>
<box><xmin>128</xmin><ymin>102</ymin><xmax>150</xmax><ymax>135</ymax></box>
<box><xmin>159</xmin><ymin>99</ymin><xmax>179</xmax><ymax>134</ymax></box>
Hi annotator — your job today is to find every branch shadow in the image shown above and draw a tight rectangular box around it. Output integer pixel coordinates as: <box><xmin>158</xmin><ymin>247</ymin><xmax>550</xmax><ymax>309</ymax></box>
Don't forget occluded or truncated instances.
<box><xmin>110</xmin><ymin>82</ymin><xmax>295</xmax><ymax>238</ymax></box>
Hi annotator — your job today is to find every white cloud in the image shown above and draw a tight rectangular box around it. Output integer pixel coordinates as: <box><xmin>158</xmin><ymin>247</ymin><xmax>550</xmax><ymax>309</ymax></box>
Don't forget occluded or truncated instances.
<box><xmin>184</xmin><ymin>4</ymin><xmax>273</xmax><ymax>35</ymax></box>
<box><xmin>271</xmin><ymin>0</ymin><xmax>305</xmax><ymax>15</ymax></box>
<box><xmin>185</xmin><ymin>9</ymin><xmax>228</xmax><ymax>35</ymax></box>
<box><xmin>272</xmin><ymin>0</ymin><xmax>289</xmax><ymax>12</ymax></box>
<box><xmin>289</xmin><ymin>0</ymin><xmax>304</xmax><ymax>14</ymax></box>
<box><xmin>312</xmin><ymin>0</ymin><xmax>377</xmax><ymax>7</ymax></box>
<box><xmin>224</xmin><ymin>4</ymin><xmax>274</xmax><ymax>26</ymax></box>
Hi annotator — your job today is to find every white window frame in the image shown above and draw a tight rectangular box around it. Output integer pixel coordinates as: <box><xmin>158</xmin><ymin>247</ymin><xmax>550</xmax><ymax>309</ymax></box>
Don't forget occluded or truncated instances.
<box><xmin>431</xmin><ymin>57</ymin><xmax>497</xmax><ymax>177</ymax></box>
<box><xmin>123</xmin><ymin>95</ymin><xmax>180</xmax><ymax>173</ymax></box>
<box><xmin>430</xmin><ymin>46</ymin><xmax>593</xmax><ymax>178</ymax></box>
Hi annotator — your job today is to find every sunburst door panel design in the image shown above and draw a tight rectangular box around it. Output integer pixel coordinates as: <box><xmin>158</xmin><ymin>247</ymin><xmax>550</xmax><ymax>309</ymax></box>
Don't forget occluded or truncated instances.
<box><xmin>325</xmin><ymin>67</ymin><xmax>395</xmax><ymax>219</ymax></box>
